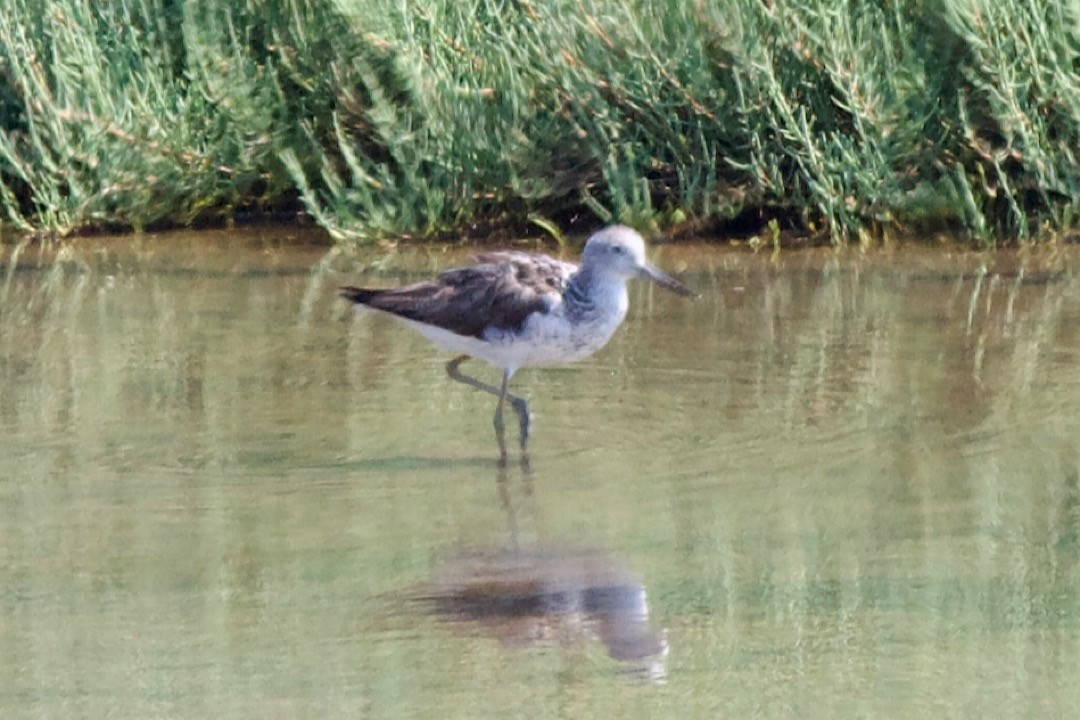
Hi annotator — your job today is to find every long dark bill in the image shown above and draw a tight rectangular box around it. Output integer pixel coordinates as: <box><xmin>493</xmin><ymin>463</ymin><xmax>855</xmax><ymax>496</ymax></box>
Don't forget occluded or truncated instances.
<box><xmin>639</xmin><ymin>263</ymin><xmax>697</xmax><ymax>298</ymax></box>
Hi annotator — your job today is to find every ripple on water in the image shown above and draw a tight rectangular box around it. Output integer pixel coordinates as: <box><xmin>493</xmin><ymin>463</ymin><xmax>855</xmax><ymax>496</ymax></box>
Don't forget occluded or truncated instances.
<box><xmin>4</xmin><ymin>237</ymin><xmax>1080</xmax><ymax>717</ymax></box>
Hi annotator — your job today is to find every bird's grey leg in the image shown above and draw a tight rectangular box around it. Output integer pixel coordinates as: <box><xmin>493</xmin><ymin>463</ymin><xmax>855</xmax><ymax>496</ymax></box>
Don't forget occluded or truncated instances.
<box><xmin>509</xmin><ymin>394</ymin><xmax>531</xmax><ymax>454</ymax></box>
<box><xmin>493</xmin><ymin>370</ymin><xmax>510</xmax><ymax>463</ymax></box>
<box><xmin>445</xmin><ymin>356</ymin><xmax>531</xmax><ymax>457</ymax></box>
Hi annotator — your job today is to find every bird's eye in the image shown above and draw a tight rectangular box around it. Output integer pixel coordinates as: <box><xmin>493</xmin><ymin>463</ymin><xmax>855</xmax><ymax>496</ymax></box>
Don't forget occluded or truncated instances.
<box><xmin>613</xmin><ymin>246</ymin><xmax>624</xmax><ymax>254</ymax></box>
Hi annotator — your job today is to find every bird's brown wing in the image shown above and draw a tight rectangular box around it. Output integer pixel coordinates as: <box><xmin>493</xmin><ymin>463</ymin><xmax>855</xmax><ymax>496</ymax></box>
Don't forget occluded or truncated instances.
<box><xmin>341</xmin><ymin>253</ymin><xmax>576</xmax><ymax>339</ymax></box>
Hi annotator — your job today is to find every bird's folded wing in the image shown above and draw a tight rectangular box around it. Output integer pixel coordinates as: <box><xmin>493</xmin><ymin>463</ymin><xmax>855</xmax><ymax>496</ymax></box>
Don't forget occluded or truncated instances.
<box><xmin>356</xmin><ymin>255</ymin><xmax>574</xmax><ymax>338</ymax></box>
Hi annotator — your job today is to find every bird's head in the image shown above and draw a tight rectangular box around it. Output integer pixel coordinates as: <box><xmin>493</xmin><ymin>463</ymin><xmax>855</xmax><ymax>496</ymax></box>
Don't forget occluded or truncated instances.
<box><xmin>581</xmin><ymin>226</ymin><xmax>695</xmax><ymax>297</ymax></box>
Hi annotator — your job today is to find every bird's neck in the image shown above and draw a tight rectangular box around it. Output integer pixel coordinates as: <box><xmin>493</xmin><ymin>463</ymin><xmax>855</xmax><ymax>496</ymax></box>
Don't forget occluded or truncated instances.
<box><xmin>565</xmin><ymin>267</ymin><xmax>629</xmax><ymax>319</ymax></box>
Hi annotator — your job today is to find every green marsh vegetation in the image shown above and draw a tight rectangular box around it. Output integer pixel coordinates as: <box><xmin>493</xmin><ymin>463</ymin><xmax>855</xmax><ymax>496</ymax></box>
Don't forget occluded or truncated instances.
<box><xmin>1</xmin><ymin>0</ymin><xmax>1079</xmax><ymax>245</ymax></box>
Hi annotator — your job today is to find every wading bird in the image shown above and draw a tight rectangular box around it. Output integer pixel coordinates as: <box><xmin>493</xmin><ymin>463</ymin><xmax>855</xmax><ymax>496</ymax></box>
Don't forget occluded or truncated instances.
<box><xmin>341</xmin><ymin>225</ymin><xmax>695</xmax><ymax>462</ymax></box>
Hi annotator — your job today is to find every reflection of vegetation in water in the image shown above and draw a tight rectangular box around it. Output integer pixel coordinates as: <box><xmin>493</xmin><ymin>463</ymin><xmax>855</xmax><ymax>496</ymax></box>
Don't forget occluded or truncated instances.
<box><xmin>3</xmin><ymin>1</ymin><xmax>1080</xmax><ymax>242</ymax></box>
<box><xmin>2</xmin><ymin>242</ymin><xmax>1080</xmax><ymax>715</ymax></box>
<box><xmin>627</xmin><ymin>248</ymin><xmax>1080</xmax><ymax>640</ymax></box>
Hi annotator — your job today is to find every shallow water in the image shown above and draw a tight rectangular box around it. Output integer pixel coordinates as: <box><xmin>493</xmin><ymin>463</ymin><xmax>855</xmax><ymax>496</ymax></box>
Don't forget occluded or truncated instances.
<box><xmin>2</xmin><ymin>229</ymin><xmax>1079</xmax><ymax>718</ymax></box>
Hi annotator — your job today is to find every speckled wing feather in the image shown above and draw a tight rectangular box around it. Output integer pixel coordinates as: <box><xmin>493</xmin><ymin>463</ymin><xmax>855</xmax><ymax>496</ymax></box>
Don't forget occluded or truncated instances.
<box><xmin>341</xmin><ymin>252</ymin><xmax>577</xmax><ymax>339</ymax></box>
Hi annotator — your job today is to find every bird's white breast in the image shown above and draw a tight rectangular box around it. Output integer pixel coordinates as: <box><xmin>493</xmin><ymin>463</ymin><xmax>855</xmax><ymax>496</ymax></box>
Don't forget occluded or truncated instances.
<box><xmin>480</xmin><ymin>280</ymin><xmax>630</xmax><ymax>371</ymax></box>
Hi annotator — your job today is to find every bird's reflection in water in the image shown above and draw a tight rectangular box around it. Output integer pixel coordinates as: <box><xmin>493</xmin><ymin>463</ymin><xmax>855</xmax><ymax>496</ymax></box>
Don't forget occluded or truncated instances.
<box><xmin>412</xmin><ymin>546</ymin><xmax>669</xmax><ymax>682</ymax></box>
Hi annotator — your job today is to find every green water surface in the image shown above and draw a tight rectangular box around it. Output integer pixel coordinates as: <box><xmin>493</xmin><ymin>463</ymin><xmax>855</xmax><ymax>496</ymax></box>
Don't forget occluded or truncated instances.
<box><xmin>2</xmin><ymin>231</ymin><xmax>1079</xmax><ymax>718</ymax></box>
